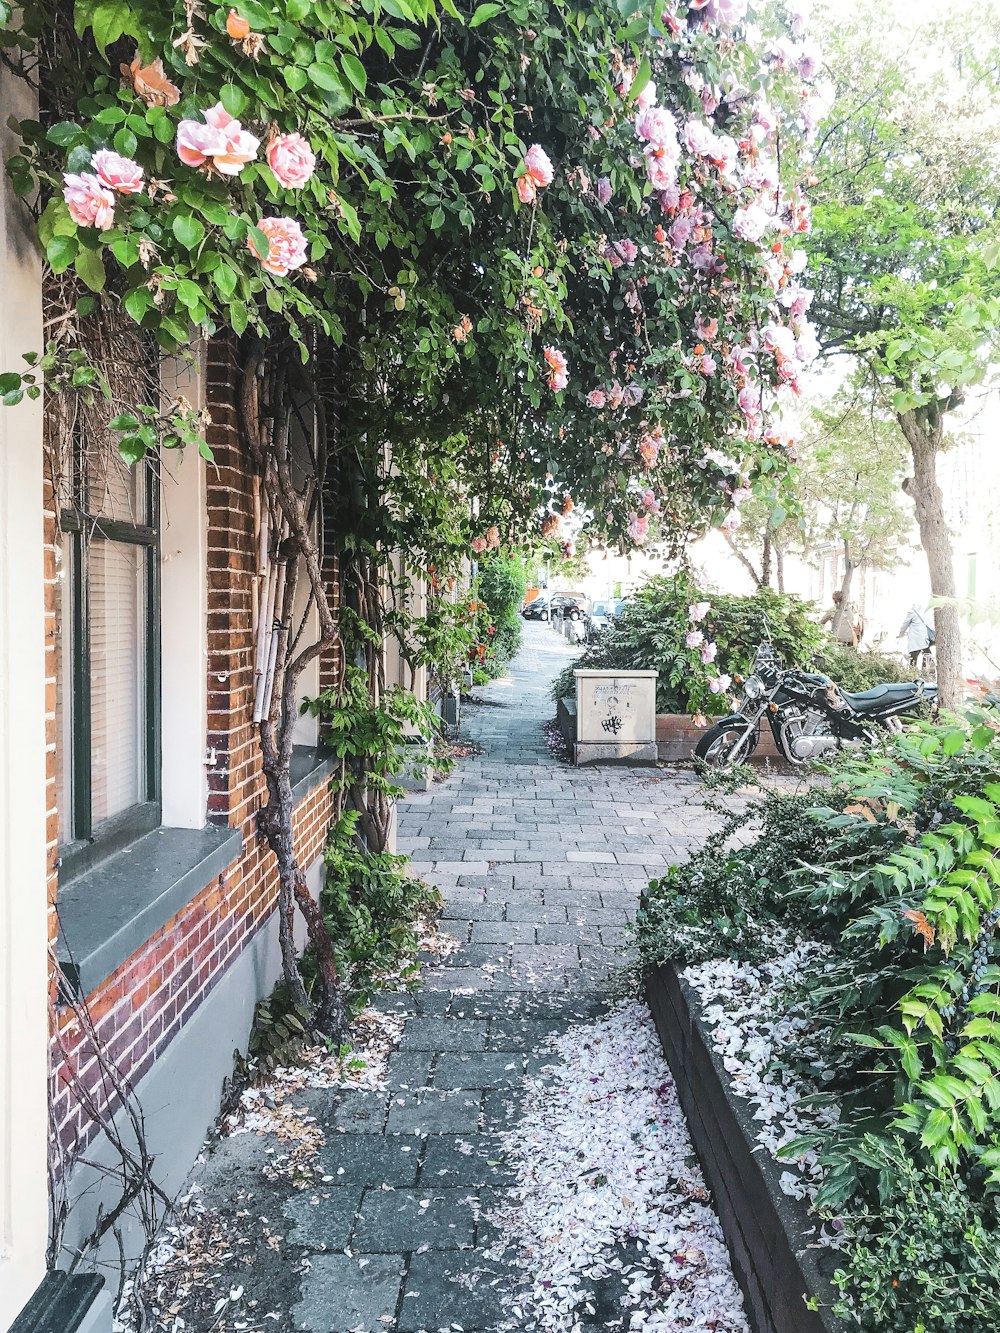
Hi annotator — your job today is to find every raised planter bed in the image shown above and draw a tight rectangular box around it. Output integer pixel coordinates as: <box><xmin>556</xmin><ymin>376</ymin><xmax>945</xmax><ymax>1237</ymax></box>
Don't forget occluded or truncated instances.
<box><xmin>646</xmin><ymin>963</ymin><xmax>847</xmax><ymax>1333</ymax></box>
<box><xmin>656</xmin><ymin>713</ymin><xmax>782</xmax><ymax>763</ymax></box>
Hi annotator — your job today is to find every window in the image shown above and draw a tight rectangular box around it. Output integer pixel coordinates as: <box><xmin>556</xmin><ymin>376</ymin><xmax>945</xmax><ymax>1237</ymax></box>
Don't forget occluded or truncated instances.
<box><xmin>57</xmin><ymin>448</ymin><xmax>160</xmax><ymax>876</ymax></box>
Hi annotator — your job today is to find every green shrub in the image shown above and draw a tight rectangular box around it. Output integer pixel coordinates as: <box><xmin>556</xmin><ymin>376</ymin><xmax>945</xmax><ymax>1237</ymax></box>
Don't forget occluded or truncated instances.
<box><xmin>553</xmin><ymin>571</ymin><xmax>825</xmax><ymax>715</ymax></box>
<box><xmin>478</xmin><ymin>554</ymin><xmax>527</xmax><ymax>677</ymax></box>
<box><xmin>636</xmin><ymin>711</ymin><xmax>1000</xmax><ymax>1329</ymax></box>
<box><xmin>815</xmin><ymin>642</ymin><xmax>915</xmax><ymax>692</ymax></box>
<box><xmin>322</xmin><ymin>810</ymin><xmax>439</xmax><ymax>1009</ymax></box>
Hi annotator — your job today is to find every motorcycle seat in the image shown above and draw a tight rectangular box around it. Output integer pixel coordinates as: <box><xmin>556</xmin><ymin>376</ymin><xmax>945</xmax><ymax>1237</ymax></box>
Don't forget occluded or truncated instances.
<box><xmin>840</xmin><ymin>682</ymin><xmax>921</xmax><ymax>711</ymax></box>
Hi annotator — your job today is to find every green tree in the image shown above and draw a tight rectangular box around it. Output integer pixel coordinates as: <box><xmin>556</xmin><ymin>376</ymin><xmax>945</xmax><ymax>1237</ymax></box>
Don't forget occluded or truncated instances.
<box><xmin>805</xmin><ymin>2</ymin><xmax>1000</xmax><ymax>706</ymax></box>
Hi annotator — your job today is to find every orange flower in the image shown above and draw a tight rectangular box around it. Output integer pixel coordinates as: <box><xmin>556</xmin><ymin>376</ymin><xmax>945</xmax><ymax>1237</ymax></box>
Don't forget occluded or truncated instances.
<box><xmin>120</xmin><ymin>53</ymin><xmax>181</xmax><ymax>107</ymax></box>
<box><xmin>226</xmin><ymin>8</ymin><xmax>251</xmax><ymax>38</ymax></box>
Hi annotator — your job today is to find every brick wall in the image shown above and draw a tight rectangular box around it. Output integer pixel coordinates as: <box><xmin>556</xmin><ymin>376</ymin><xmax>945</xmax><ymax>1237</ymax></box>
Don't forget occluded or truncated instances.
<box><xmin>48</xmin><ymin>335</ymin><xmax>342</xmax><ymax>1165</ymax></box>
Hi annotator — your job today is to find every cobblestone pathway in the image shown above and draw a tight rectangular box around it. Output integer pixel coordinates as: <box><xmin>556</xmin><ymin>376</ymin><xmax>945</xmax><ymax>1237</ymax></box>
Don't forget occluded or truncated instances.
<box><xmin>186</xmin><ymin>623</ymin><xmax>721</xmax><ymax>1333</ymax></box>
<box><xmin>284</xmin><ymin>623</ymin><xmax>717</xmax><ymax>1331</ymax></box>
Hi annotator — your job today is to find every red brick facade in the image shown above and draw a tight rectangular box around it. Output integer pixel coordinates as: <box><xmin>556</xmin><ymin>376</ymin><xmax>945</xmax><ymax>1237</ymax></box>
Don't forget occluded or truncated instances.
<box><xmin>47</xmin><ymin>336</ymin><xmax>340</xmax><ymax>1162</ymax></box>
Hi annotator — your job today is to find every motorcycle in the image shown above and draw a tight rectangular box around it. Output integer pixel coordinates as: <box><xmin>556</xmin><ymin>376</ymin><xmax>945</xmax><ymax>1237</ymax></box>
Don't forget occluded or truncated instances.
<box><xmin>694</xmin><ymin>643</ymin><xmax>937</xmax><ymax>767</ymax></box>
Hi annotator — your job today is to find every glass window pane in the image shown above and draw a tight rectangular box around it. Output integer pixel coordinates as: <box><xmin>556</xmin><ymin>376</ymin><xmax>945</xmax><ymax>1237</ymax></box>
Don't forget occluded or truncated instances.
<box><xmin>89</xmin><ymin>538</ymin><xmax>147</xmax><ymax>823</ymax></box>
<box><xmin>86</xmin><ymin>454</ymin><xmax>147</xmax><ymax>525</ymax></box>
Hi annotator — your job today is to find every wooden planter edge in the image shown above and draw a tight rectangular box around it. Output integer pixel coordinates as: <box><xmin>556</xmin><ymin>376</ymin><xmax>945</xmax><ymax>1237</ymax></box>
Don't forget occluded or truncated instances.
<box><xmin>646</xmin><ymin>963</ymin><xmax>849</xmax><ymax>1333</ymax></box>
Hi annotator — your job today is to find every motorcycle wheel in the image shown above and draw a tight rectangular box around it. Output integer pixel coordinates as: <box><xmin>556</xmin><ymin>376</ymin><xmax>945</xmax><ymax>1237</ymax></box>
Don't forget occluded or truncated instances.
<box><xmin>694</xmin><ymin>719</ymin><xmax>759</xmax><ymax>767</ymax></box>
<box><xmin>539</xmin><ymin>610</ymin><xmax>549</xmax><ymax>621</ymax></box>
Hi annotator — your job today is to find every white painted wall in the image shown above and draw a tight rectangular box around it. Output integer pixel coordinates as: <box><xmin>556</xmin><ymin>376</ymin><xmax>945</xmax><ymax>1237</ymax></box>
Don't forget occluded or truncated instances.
<box><xmin>0</xmin><ymin>65</ymin><xmax>50</xmax><ymax>1331</ymax></box>
<box><xmin>159</xmin><ymin>354</ymin><xmax>210</xmax><ymax>828</ymax></box>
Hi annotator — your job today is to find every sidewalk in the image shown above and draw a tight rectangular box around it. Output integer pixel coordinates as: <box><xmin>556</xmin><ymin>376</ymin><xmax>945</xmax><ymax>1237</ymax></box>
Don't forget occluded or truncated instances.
<box><xmin>147</xmin><ymin>623</ymin><xmax>725</xmax><ymax>1332</ymax></box>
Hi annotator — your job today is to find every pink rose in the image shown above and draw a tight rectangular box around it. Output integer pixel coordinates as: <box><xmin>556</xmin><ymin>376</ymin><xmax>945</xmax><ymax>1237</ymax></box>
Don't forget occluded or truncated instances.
<box><xmin>543</xmin><ymin>346</ymin><xmax>568</xmax><ymax>392</ymax></box>
<box><xmin>701</xmin><ymin>641</ymin><xmax>718</xmax><ymax>664</ymax></box>
<box><xmin>523</xmin><ymin>144</ymin><xmax>554</xmax><ymax>188</ymax></box>
<box><xmin>635</xmin><ymin>106</ymin><xmax>676</xmax><ymax>146</ymax></box>
<box><xmin>63</xmin><ymin>172</ymin><xmax>115</xmax><ymax>229</ymax></box>
<box><xmin>596</xmin><ymin>176</ymin><xmax>612</xmax><ymax>206</ymax></box>
<box><xmin>267</xmin><ymin>132</ymin><xmax>316</xmax><ymax>189</ymax></box>
<box><xmin>627</xmin><ymin>512</ymin><xmax>650</xmax><ymax>544</ymax></box>
<box><xmin>248</xmin><ymin>216</ymin><xmax>308</xmax><ymax>276</ymax></box>
<box><xmin>586</xmin><ymin>388</ymin><xmax>607</xmax><ymax>408</ymax></box>
<box><xmin>177</xmin><ymin>104</ymin><xmax>259</xmax><ymax>175</ymax></box>
<box><xmin>732</xmin><ymin>203</ymin><xmax>771</xmax><ymax>243</ymax></box>
<box><xmin>91</xmin><ymin>149</ymin><xmax>144</xmax><ymax>194</ymax></box>
<box><xmin>709</xmin><ymin>672</ymin><xmax>732</xmax><ymax>694</ymax></box>
<box><xmin>177</xmin><ymin>119</ymin><xmax>227</xmax><ymax>168</ymax></box>
<box><xmin>686</xmin><ymin>630</ymin><xmax>704</xmax><ymax>649</ymax></box>
<box><xmin>700</xmin><ymin>353</ymin><xmax>717</xmax><ymax>376</ymax></box>
<box><xmin>689</xmin><ymin>602</ymin><xmax>711</xmax><ymax>622</ymax></box>
<box><xmin>471</xmin><ymin>536</ymin><xmax>487</xmax><ymax>554</ymax></box>
<box><xmin>517</xmin><ymin>176</ymin><xmax>536</xmax><ymax>204</ymax></box>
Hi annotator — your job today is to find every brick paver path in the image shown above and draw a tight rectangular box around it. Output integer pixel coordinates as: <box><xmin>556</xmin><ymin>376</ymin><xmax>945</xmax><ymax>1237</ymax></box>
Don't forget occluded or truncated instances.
<box><xmin>284</xmin><ymin>622</ymin><xmax>718</xmax><ymax>1331</ymax></box>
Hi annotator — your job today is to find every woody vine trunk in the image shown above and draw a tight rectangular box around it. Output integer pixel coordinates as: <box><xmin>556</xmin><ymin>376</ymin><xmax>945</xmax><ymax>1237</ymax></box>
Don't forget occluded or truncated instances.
<box><xmin>899</xmin><ymin>405</ymin><xmax>961</xmax><ymax>710</ymax></box>
<box><xmin>238</xmin><ymin>339</ymin><xmax>347</xmax><ymax>1040</ymax></box>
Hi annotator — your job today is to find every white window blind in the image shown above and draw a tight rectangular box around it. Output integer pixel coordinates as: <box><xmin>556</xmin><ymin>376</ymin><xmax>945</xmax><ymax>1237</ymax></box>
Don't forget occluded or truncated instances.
<box><xmin>88</xmin><ymin>537</ymin><xmax>147</xmax><ymax>824</ymax></box>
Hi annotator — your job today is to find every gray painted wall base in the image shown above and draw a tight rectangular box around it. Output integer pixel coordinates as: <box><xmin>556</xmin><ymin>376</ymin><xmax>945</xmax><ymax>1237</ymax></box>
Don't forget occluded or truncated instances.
<box><xmin>57</xmin><ymin>851</ymin><xmax>323</xmax><ymax>1280</ymax></box>
<box><xmin>574</xmin><ymin>740</ymin><xmax>658</xmax><ymax>766</ymax></box>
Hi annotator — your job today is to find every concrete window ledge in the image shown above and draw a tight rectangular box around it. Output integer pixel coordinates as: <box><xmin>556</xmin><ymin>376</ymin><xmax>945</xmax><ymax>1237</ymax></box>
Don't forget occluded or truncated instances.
<box><xmin>289</xmin><ymin>743</ymin><xmax>337</xmax><ymax>803</ymax></box>
<box><xmin>56</xmin><ymin>746</ymin><xmax>333</xmax><ymax>998</ymax></box>
<box><xmin>57</xmin><ymin>825</ymin><xmax>243</xmax><ymax>998</ymax></box>
<box><xmin>10</xmin><ymin>1272</ymin><xmax>110</xmax><ymax>1333</ymax></box>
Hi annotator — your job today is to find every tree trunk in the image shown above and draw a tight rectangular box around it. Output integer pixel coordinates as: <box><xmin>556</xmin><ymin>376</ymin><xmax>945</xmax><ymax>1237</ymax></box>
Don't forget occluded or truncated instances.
<box><xmin>899</xmin><ymin>408</ymin><xmax>961</xmax><ymax>710</ymax></box>
<box><xmin>833</xmin><ymin>543</ymin><xmax>856</xmax><ymax>642</ymax></box>
<box><xmin>722</xmin><ymin>531</ymin><xmax>763</xmax><ymax>588</ymax></box>
<box><xmin>761</xmin><ymin>531</ymin><xmax>772</xmax><ymax>589</ymax></box>
<box><xmin>775</xmin><ymin>544</ymin><xmax>785</xmax><ymax>594</ymax></box>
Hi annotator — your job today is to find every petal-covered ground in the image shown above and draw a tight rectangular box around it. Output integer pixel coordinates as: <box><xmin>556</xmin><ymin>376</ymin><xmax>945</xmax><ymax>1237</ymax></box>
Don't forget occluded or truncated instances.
<box><xmin>493</xmin><ymin>1001</ymin><xmax>750</xmax><ymax>1332</ymax></box>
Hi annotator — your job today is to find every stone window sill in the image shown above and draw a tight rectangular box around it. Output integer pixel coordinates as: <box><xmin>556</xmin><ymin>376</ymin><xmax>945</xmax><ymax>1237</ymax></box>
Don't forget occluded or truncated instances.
<box><xmin>57</xmin><ymin>745</ymin><xmax>335</xmax><ymax>998</ymax></box>
<box><xmin>57</xmin><ymin>824</ymin><xmax>243</xmax><ymax>998</ymax></box>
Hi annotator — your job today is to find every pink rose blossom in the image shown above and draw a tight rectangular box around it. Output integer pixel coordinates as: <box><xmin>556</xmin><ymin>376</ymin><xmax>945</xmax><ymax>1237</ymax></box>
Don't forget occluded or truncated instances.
<box><xmin>627</xmin><ymin>512</ymin><xmax>650</xmax><ymax>544</ymax></box>
<box><xmin>471</xmin><ymin>536</ymin><xmax>487</xmax><ymax>554</ymax></box>
<box><xmin>586</xmin><ymin>388</ymin><xmax>607</xmax><ymax>408</ymax></box>
<box><xmin>63</xmin><ymin>172</ymin><xmax>115</xmax><ymax>229</ymax></box>
<box><xmin>641</xmin><ymin>489</ymin><xmax>660</xmax><ymax>512</ymax></box>
<box><xmin>523</xmin><ymin>144</ymin><xmax>554</xmax><ymax>188</ymax></box>
<box><xmin>686</xmin><ymin>630</ymin><xmax>705</xmax><ymax>649</ymax></box>
<box><xmin>689</xmin><ymin>602</ymin><xmax>711</xmax><ymax>622</ymax></box>
<box><xmin>596</xmin><ymin>176</ymin><xmax>613</xmax><ymax>206</ymax></box>
<box><xmin>176</xmin><ymin>119</ymin><xmax>227</xmax><ymax>169</ymax></box>
<box><xmin>266</xmin><ymin>132</ymin><xmax>316</xmax><ymax>189</ymax></box>
<box><xmin>517</xmin><ymin>176</ymin><xmax>537</xmax><ymax>204</ymax></box>
<box><xmin>177</xmin><ymin>103</ymin><xmax>259</xmax><ymax>175</ymax></box>
<box><xmin>638</xmin><ymin>433</ymin><xmax>660</xmax><ymax>469</ymax></box>
<box><xmin>635</xmin><ymin>106</ymin><xmax>677</xmax><ymax>146</ymax></box>
<box><xmin>634</xmin><ymin>77</ymin><xmax>657</xmax><ymax>111</ymax></box>
<box><xmin>721</xmin><ymin>510</ymin><xmax>742</xmax><ymax>533</ymax></box>
<box><xmin>700</xmin><ymin>354</ymin><xmax>717</xmax><ymax>376</ymax></box>
<box><xmin>248</xmin><ymin>215</ymin><xmax>308</xmax><ymax>276</ymax></box>
<box><xmin>732</xmin><ymin>203</ymin><xmax>771</xmax><ymax>243</ymax></box>
<box><xmin>709</xmin><ymin>672</ymin><xmax>733</xmax><ymax>694</ymax></box>
<box><xmin>91</xmin><ymin>149</ymin><xmax>144</xmax><ymax>194</ymax></box>
<box><xmin>645</xmin><ymin>147</ymin><xmax>678</xmax><ymax>192</ymax></box>
<box><xmin>701</xmin><ymin>641</ymin><xmax>718</xmax><ymax>664</ymax></box>
<box><xmin>543</xmin><ymin>346</ymin><xmax>568</xmax><ymax>392</ymax></box>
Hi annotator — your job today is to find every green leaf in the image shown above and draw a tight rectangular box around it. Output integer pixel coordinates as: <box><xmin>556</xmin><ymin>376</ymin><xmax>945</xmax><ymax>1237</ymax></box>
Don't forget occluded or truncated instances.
<box><xmin>628</xmin><ymin>56</ymin><xmax>651</xmax><ymax>104</ymax></box>
<box><xmin>47</xmin><ymin>120</ymin><xmax>83</xmax><ymax>146</ymax></box>
<box><xmin>470</xmin><ymin>1</ymin><xmax>503</xmax><ymax>25</ymax></box>
<box><xmin>219</xmin><ymin>84</ymin><xmax>248</xmax><ymax>118</ymax></box>
<box><xmin>308</xmin><ymin>61</ymin><xmax>345</xmax><ymax>93</ymax></box>
<box><xmin>78</xmin><ymin>0</ymin><xmax>143</xmax><ymax>51</ymax></box>
<box><xmin>123</xmin><ymin>287</ymin><xmax>153</xmax><ymax>322</ymax></box>
<box><xmin>172</xmin><ymin>215</ymin><xmax>206</xmax><ymax>250</ymax></box>
<box><xmin>214</xmin><ymin>263</ymin><xmax>239</xmax><ymax>299</ymax></box>
<box><xmin>74</xmin><ymin>246</ymin><xmax>106</xmax><ymax>292</ymax></box>
<box><xmin>283</xmin><ymin>65</ymin><xmax>308</xmax><ymax>92</ymax></box>
<box><xmin>249</xmin><ymin>224</ymin><xmax>270</xmax><ymax>259</ymax></box>
<box><xmin>45</xmin><ymin>233</ymin><xmax>79</xmax><ymax>274</ymax></box>
<box><xmin>340</xmin><ymin>52</ymin><xmax>367</xmax><ymax>93</ymax></box>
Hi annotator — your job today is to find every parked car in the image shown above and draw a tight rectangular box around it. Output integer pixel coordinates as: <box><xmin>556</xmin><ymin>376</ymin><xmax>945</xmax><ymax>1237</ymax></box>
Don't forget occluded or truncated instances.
<box><xmin>522</xmin><ymin>596</ymin><xmax>551</xmax><ymax>621</ymax></box>
<box><xmin>586</xmin><ymin>599</ymin><xmax>614</xmax><ymax>637</ymax></box>
<box><xmin>550</xmin><ymin>592</ymin><xmax>590</xmax><ymax>621</ymax></box>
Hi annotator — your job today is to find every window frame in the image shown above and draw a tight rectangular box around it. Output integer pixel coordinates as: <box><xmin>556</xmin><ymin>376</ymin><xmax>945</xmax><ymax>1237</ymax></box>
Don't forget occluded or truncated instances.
<box><xmin>58</xmin><ymin>461</ymin><xmax>161</xmax><ymax>881</ymax></box>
